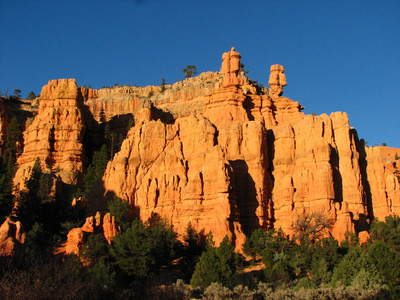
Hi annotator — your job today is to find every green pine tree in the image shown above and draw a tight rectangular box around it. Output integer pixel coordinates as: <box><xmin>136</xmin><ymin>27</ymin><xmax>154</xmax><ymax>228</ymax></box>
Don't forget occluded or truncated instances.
<box><xmin>190</xmin><ymin>236</ymin><xmax>238</xmax><ymax>288</ymax></box>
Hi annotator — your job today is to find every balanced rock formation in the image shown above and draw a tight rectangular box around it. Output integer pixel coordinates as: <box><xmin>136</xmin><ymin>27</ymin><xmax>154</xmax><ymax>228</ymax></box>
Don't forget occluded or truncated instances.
<box><xmin>14</xmin><ymin>79</ymin><xmax>87</xmax><ymax>187</ymax></box>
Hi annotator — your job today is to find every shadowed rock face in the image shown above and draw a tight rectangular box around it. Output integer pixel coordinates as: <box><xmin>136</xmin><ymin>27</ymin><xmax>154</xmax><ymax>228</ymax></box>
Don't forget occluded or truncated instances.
<box><xmin>4</xmin><ymin>48</ymin><xmax>399</xmax><ymax>249</ymax></box>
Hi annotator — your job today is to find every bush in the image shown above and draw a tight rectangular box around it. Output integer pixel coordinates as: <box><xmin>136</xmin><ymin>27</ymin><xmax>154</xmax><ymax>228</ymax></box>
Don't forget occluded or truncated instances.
<box><xmin>110</xmin><ymin>218</ymin><xmax>178</xmax><ymax>280</ymax></box>
<box><xmin>108</xmin><ymin>196</ymin><xmax>132</xmax><ymax>230</ymax></box>
<box><xmin>190</xmin><ymin>236</ymin><xmax>239</xmax><ymax>288</ymax></box>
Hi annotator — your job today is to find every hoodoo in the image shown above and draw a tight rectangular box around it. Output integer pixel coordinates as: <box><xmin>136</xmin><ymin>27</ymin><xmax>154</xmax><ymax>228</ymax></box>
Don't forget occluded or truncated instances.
<box><xmin>2</xmin><ymin>48</ymin><xmax>399</xmax><ymax>250</ymax></box>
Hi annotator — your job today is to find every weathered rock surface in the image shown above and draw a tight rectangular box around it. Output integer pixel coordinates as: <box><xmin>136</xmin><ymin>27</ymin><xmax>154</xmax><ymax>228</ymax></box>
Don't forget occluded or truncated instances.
<box><xmin>14</xmin><ymin>79</ymin><xmax>87</xmax><ymax>187</ymax></box>
<box><xmin>7</xmin><ymin>48</ymin><xmax>400</xmax><ymax>249</ymax></box>
<box><xmin>0</xmin><ymin>218</ymin><xmax>25</xmax><ymax>256</ymax></box>
<box><xmin>99</xmin><ymin>48</ymin><xmax>399</xmax><ymax>246</ymax></box>
<box><xmin>62</xmin><ymin>211</ymin><xmax>119</xmax><ymax>256</ymax></box>
<box><xmin>365</xmin><ymin>146</ymin><xmax>400</xmax><ymax>220</ymax></box>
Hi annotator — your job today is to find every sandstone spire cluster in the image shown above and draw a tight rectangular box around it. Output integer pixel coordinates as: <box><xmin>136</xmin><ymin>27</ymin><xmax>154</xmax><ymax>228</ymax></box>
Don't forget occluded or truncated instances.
<box><xmin>1</xmin><ymin>48</ymin><xmax>399</xmax><ymax>251</ymax></box>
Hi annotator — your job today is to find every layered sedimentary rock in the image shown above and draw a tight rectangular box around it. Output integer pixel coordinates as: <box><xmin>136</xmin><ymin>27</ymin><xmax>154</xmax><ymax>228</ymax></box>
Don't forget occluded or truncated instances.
<box><xmin>14</xmin><ymin>79</ymin><xmax>87</xmax><ymax>187</ymax></box>
<box><xmin>100</xmin><ymin>48</ymin><xmax>400</xmax><ymax>246</ymax></box>
<box><xmin>7</xmin><ymin>48</ymin><xmax>400</xmax><ymax>248</ymax></box>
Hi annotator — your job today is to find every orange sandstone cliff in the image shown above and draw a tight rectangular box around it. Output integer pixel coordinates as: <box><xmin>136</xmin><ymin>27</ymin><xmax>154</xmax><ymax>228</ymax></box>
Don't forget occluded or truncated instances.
<box><xmin>2</xmin><ymin>48</ymin><xmax>399</xmax><ymax>249</ymax></box>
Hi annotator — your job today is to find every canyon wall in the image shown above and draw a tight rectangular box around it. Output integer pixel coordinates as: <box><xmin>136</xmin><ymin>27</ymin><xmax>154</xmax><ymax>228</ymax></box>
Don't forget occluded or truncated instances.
<box><xmin>2</xmin><ymin>48</ymin><xmax>399</xmax><ymax>248</ymax></box>
<box><xmin>100</xmin><ymin>48</ymin><xmax>400</xmax><ymax>246</ymax></box>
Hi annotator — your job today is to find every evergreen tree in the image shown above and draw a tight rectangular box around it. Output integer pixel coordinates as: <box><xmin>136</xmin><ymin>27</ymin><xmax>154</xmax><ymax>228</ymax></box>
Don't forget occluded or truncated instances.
<box><xmin>369</xmin><ymin>215</ymin><xmax>400</xmax><ymax>253</ymax></box>
<box><xmin>182</xmin><ymin>65</ymin><xmax>197</xmax><ymax>79</ymax></box>
<box><xmin>80</xmin><ymin>234</ymin><xmax>109</xmax><ymax>266</ymax></box>
<box><xmin>110</xmin><ymin>218</ymin><xmax>178</xmax><ymax>280</ymax></box>
<box><xmin>14</xmin><ymin>158</ymin><xmax>43</xmax><ymax>231</ymax></box>
<box><xmin>0</xmin><ymin>157</ymin><xmax>13</xmax><ymax>218</ymax></box>
<box><xmin>181</xmin><ymin>223</ymin><xmax>207</xmax><ymax>280</ymax></box>
<box><xmin>330</xmin><ymin>246</ymin><xmax>379</xmax><ymax>287</ymax></box>
<box><xmin>13</xmin><ymin>89</ymin><xmax>21</xmax><ymax>99</ymax></box>
<box><xmin>27</xmin><ymin>91</ymin><xmax>37</xmax><ymax>100</ymax></box>
<box><xmin>160</xmin><ymin>77</ymin><xmax>166</xmax><ymax>93</ymax></box>
<box><xmin>83</xmin><ymin>144</ymin><xmax>108</xmax><ymax>197</ymax></box>
<box><xmin>190</xmin><ymin>236</ymin><xmax>238</xmax><ymax>288</ymax></box>
<box><xmin>108</xmin><ymin>196</ymin><xmax>132</xmax><ymax>230</ymax></box>
<box><xmin>367</xmin><ymin>241</ymin><xmax>400</xmax><ymax>295</ymax></box>
<box><xmin>0</xmin><ymin>117</ymin><xmax>22</xmax><ymax>218</ymax></box>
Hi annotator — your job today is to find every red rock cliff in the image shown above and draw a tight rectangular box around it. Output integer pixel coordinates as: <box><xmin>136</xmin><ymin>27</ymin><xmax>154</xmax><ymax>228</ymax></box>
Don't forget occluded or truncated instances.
<box><xmin>7</xmin><ymin>49</ymin><xmax>399</xmax><ymax>248</ymax></box>
<box><xmin>14</xmin><ymin>79</ymin><xmax>87</xmax><ymax>187</ymax></box>
<box><xmin>99</xmin><ymin>48</ymin><xmax>400</xmax><ymax>246</ymax></box>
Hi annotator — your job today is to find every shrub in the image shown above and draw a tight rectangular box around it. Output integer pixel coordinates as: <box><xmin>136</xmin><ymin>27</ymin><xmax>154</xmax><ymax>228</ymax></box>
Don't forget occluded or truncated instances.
<box><xmin>190</xmin><ymin>236</ymin><xmax>238</xmax><ymax>288</ymax></box>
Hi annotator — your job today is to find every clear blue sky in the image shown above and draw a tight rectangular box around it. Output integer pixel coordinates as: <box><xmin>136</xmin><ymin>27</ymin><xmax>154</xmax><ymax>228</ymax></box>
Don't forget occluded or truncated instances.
<box><xmin>1</xmin><ymin>0</ymin><xmax>399</xmax><ymax>147</ymax></box>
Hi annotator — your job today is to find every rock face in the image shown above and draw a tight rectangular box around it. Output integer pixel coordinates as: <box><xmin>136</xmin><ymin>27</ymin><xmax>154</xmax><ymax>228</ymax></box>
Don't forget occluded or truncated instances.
<box><xmin>0</xmin><ymin>218</ymin><xmax>25</xmax><ymax>256</ymax></box>
<box><xmin>14</xmin><ymin>79</ymin><xmax>87</xmax><ymax>187</ymax></box>
<box><xmin>6</xmin><ymin>48</ymin><xmax>400</xmax><ymax>249</ymax></box>
<box><xmin>365</xmin><ymin>146</ymin><xmax>400</xmax><ymax>220</ymax></box>
<box><xmin>100</xmin><ymin>48</ymin><xmax>400</xmax><ymax>246</ymax></box>
<box><xmin>63</xmin><ymin>212</ymin><xmax>119</xmax><ymax>256</ymax></box>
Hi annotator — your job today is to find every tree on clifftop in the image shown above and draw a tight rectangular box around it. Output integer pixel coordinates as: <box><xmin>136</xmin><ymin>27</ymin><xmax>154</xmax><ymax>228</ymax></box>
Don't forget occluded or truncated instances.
<box><xmin>183</xmin><ymin>65</ymin><xmax>197</xmax><ymax>79</ymax></box>
<box><xmin>27</xmin><ymin>91</ymin><xmax>37</xmax><ymax>100</ymax></box>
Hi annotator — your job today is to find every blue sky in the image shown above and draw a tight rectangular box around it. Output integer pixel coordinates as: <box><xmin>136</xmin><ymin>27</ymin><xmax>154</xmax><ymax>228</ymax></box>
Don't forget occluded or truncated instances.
<box><xmin>1</xmin><ymin>0</ymin><xmax>399</xmax><ymax>147</ymax></box>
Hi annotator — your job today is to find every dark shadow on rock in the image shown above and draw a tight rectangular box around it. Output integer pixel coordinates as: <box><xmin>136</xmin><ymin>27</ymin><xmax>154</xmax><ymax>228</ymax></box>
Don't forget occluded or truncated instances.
<box><xmin>330</xmin><ymin>145</ymin><xmax>343</xmax><ymax>205</ymax></box>
<box><xmin>243</xmin><ymin>95</ymin><xmax>255</xmax><ymax>121</ymax></box>
<box><xmin>153</xmin><ymin>107</ymin><xmax>175</xmax><ymax>124</ymax></box>
<box><xmin>354</xmin><ymin>213</ymin><xmax>370</xmax><ymax>233</ymax></box>
<box><xmin>357</xmin><ymin>137</ymin><xmax>374</xmax><ymax>221</ymax></box>
<box><xmin>229</xmin><ymin>159</ymin><xmax>259</xmax><ymax>236</ymax></box>
<box><xmin>266</xmin><ymin>129</ymin><xmax>276</xmax><ymax>226</ymax></box>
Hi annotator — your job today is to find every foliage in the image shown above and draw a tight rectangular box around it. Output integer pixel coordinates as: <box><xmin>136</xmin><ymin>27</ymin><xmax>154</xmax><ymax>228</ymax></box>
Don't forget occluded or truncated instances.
<box><xmin>13</xmin><ymin>89</ymin><xmax>21</xmax><ymax>99</ymax></box>
<box><xmin>22</xmin><ymin>222</ymin><xmax>58</xmax><ymax>260</ymax></box>
<box><xmin>0</xmin><ymin>157</ymin><xmax>14</xmax><ymax>219</ymax></box>
<box><xmin>110</xmin><ymin>218</ymin><xmax>178</xmax><ymax>280</ymax></box>
<box><xmin>182</xmin><ymin>65</ymin><xmax>197</xmax><ymax>79</ymax></box>
<box><xmin>291</xmin><ymin>211</ymin><xmax>334</xmax><ymax>245</ymax></box>
<box><xmin>369</xmin><ymin>215</ymin><xmax>400</xmax><ymax>253</ymax></box>
<box><xmin>80</xmin><ymin>234</ymin><xmax>109</xmax><ymax>266</ymax></box>
<box><xmin>0</xmin><ymin>255</ymin><xmax>107</xmax><ymax>299</ymax></box>
<box><xmin>367</xmin><ymin>241</ymin><xmax>400</xmax><ymax>296</ymax></box>
<box><xmin>190</xmin><ymin>236</ymin><xmax>239</xmax><ymax>288</ymax></box>
<box><xmin>110</xmin><ymin>219</ymin><xmax>151</xmax><ymax>278</ymax></box>
<box><xmin>181</xmin><ymin>222</ymin><xmax>207</xmax><ymax>281</ymax></box>
<box><xmin>330</xmin><ymin>246</ymin><xmax>377</xmax><ymax>287</ymax></box>
<box><xmin>108</xmin><ymin>196</ymin><xmax>132</xmax><ymax>230</ymax></box>
<box><xmin>27</xmin><ymin>91</ymin><xmax>37</xmax><ymax>100</ymax></box>
<box><xmin>99</xmin><ymin>107</ymin><xmax>106</xmax><ymax>124</ymax></box>
<box><xmin>239</xmin><ymin>62</ymin><xmax>249</xmax><ymax>74</ymax></box>
<box><xmin>88</xmin><ymin>258</ymin><xmax>116</xmax><ymax>289</ymax></box>
<box><xmin>160</xmin><ymin>77</ymin><xmax>166</xmax><ymax>93</ymax></box>
<box><xmin>82</xmin><ymin>144</ymin><xmax>108</xmax><ymax>197</ymax></box>
<box><xmin>0</xmin><ymin>117</ymin><xmax>22</xmax><ymax>219</ymax></box>
<box><xmin>14</xmin><ymin>158</ymin><xmax>44</xmax><ymax>231</ymax></box>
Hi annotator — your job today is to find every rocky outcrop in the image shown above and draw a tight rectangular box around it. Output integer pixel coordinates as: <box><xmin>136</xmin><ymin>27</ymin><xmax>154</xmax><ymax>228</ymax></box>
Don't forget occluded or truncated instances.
<box><xmin>7</xmin><ymin>48</ymin><xmax>400</xmax><ymax>249</ymax></box>
<box><xmin>63</xmin><ymin>212</ymin><xmax>119</xmax><ymax>256</ymax></box>
<box><xmin>14</xmin><ymin>79</ymin><xmax>87</xmax><ymax>187</ymax></box>
<box><xmin>101</xmin><ymin>48</ymin><xmax>400</xmax><ymax>246</ymax></box>
<box><xmin>0</xmin><ymin>218</ymin><xmax>25</xmax><ymax>256</ymax></box>
<box><xmin>365</xmin><ymin>146</ymin><xmax>400</xmax><ymax>220</ymax></box>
